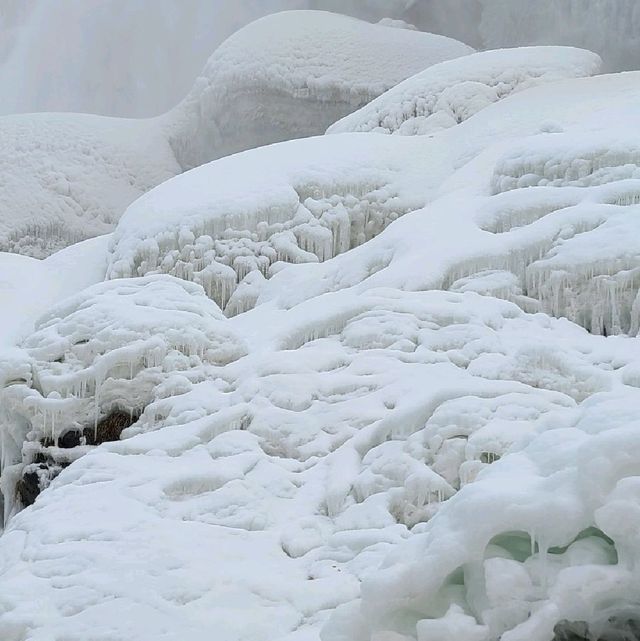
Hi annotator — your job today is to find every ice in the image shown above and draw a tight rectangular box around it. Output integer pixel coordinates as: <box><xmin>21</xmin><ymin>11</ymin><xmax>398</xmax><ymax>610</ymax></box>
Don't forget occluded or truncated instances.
<box><xmin>164</xmin><ymin>10</ymin><xmax>474</xmax><ymax>168</ymax></box>
<box><xmin>3</xmin><ymin>41</ymin><xmax>640</xmax><ymax>641</ymax></box>
<box><xmin>328</xmin><ymin>47</ymin><xmax>600</xmax><ymax>136</ymax></box>
<box><xmin>0</xmin><ymin>10</ymin><xmax>471</xmax><ymax>257</ymax></box>
<box><xmin>0</xmin><ymin>275</ymin><xmax>246</xmax><ymax>522</ymax></box>
<box><xmin>106</xmin><ymin>133</ymin><xmax>429</xmax><ymax>311</ymax></box>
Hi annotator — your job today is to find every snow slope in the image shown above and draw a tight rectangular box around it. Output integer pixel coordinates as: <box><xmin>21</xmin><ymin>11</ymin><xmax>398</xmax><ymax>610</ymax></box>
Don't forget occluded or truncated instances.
<box><xmin>0</xmin><ymin>10</ymin><xmax>472</xmax><ymax>258</ymax></box>
<box><xmin>0</xmin><ymin>236</ymin><xmax>110</xmax><ymax>346</ymax></box>
<box><xmin>2</xmin><ymin>48</ymin><xmax>640</xmax><ymax>641</ymax></box>
<box><xmin>328</xmin><ymin>46</ymin><xmax>601</xmax><ymax>136</ymax></box>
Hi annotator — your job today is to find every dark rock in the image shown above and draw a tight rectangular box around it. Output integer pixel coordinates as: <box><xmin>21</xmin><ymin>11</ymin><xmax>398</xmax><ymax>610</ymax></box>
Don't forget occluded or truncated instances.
<box><xmin>16</xmin><ymin>465</ymin><xmax>46</xmax><ymax>507</ymax></box>
<box><xmin>58</xmin><ymin>429</ymin><xmax>82</xmax><ymax>449</ymax></box>
<box><xmin>83</xmin><ymin>409</ymin><xmax>139</xmax><ymax>445</ymax></box>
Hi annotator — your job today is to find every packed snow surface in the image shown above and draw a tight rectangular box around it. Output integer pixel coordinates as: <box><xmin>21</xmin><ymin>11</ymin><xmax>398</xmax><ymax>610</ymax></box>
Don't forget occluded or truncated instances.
<box><xmin>3</xmin><ymin>46</ymin><xmax>640</xmax><ymax>641</ymax></box>
<box><xmin>0</xmin><ymin>10</ymin><xmax>472</xmax><ymax>257</ymax></box>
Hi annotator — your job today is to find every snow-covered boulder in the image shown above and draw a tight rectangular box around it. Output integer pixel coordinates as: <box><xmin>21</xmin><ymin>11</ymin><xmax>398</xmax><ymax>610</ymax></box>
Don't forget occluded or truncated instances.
<box><xmin>106</xmin><ymin>133</ymin><xmax>433</xmax><ymax>312</ymax></box>
<box><xmin>328</xmin><ymin>46</ymin><xmax>601</xmax><ymax>136</ymax></box>
<box><xmin>162</xmin><ymin>10</ymin><xmax>474</xmax><ymax>169</ymax></box>
<box><xmin>0</xmin><ymin>10</ymin><xmax>473</xmax><ymax>258</ymax></box>
<box><xmin>0</xmin><ymin>115</ymin><xmax>180</xmax><ymax>258</ymax></box>
<box><xmin>0</xmin><ymin>275</ymin><xmax>245</xmax><ymax>522</ymax></box>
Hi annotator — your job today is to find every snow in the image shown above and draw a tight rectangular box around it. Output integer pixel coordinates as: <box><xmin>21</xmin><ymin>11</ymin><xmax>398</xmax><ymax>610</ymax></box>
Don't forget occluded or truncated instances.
<box><xmin>2</xmin><ymin>31</ymin><xmax>640</xmax><ymax>641</ymax></box>
<box><xmin>328</xmin><ymin>47</ymin><xmax>601</xmax><ymax>136</ymax></box>
<box><xmin>2</xmin><ymin>0</ymin><xmax>638</xmax><ymax>120</ymax></box>
<box><xmin>0</xmin><ymin>235</ymin><xmax>110</xmax><ymax>348</ymax></box>
<box><xmin>163</xmin><ymin>10</ymin><xmax>474</xmax><ymax>168</ymax></box>
<box><xmin>0</xmin><ymin>10</ymin><xmax>472</xmax><ymax>257</ymax></box>
<box><xmin>0</xmin><ymin>114</ymin><xmax>180</xmax><ymax>257</ymax></box>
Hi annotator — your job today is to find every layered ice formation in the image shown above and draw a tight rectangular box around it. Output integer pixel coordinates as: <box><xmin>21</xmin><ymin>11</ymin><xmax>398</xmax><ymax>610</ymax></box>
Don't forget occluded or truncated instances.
<box><xmin>0</xmin><ymin>10</ymin><xmax>472</xmax><ymax>258</ymax></box>
<box><xmin>328</xmin><ymin>46</ymin><xmax>601</xmax><ymax>136</ymax></box>
<box><xmin>2</xmin><ymin>38</ymin><xmax>640</xmax><ymax>641</ymax></box>
<box><xmin>0</xmin><ymin>275</ymin><xmax>246</xmax><ymax>522</ymax></box>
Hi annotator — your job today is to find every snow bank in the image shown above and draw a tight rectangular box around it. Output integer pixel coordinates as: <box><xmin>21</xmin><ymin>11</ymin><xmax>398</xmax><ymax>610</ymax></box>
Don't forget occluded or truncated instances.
<box><xmin>163</xmin><ymin>10</ymin><xmax>473</xmax><ymax>168</ymax></box>
<box><xmin>328</xmin><ymin>46</ymin><xmax>601</xmax><ymax>136</ymax></box>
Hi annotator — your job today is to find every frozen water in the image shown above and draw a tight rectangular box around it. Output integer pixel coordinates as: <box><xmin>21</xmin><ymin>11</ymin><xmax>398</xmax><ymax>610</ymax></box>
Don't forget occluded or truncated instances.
<box><xmin>163</xmin><ymin>10</ymin><xmax>473</xmax><ymax>168</ymax></box>
<box><xmin>328</xmin><ymin>46</ymin><xmax>600</xmax><ymax>136</ymax></box>
<box><xmin>2</xmin><ymin>41</ymin><xmax>640</xmax><ymax>641</ymax></box>
<box><xmin>0</xmin><ymin>10</ymin><xmax>472</xmax><ymax>257</ymax></box>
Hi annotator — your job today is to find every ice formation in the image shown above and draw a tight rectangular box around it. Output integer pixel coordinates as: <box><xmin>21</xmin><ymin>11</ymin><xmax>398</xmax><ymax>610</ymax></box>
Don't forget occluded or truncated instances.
<box><xmin>328</xmin><ymin>47</ymin><xmax>601</xmax><ymax>136</ymax></box>
<box><xmin>0</xmin><ymin>11</ymin><xmax>472</xmax><ymax>257</ymax></box>
<box><xmin>3</xmin><ymin>35</ymin><xmax>640</xmax><ymax>641</ymax></box>
<box><xmin>106</xmin><ymin>133</ymin><xmax>433</xmax><ymax>312</ymax></box>
<box><xmin>108</xmin><ymin>47</ymin><xmax>603</xmax><ymax>316</ymax></box>
<box><xmin>0</xmin><ymin>275</ymin><xmax>245</xmax><ymax>522</ymax></box>
<box><xmin>162</xmin><ymin>10</ymin><xmax>474</xmax><ymax>168</ymax></box>
<box><xmin>0</xmin><ymin>114</ymin><xmax>180</xmax><ymax>257</ymax></box>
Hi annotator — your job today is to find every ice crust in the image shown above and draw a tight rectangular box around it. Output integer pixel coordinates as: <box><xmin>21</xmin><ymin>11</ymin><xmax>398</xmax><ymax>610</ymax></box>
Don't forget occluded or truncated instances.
<box><xmin>2</xmin><ymin>47</ymin><xmax>640</xmax><ymax>641</ymax></box>
<box><xmin>328</xmin><ymin>47</ymin><xmax>601</xmax><ymax>136</ymax></box>
<box><xmin>0</xmin><ymin>10</ymin><xmax>471</xmax><ymax>258</ymax></box>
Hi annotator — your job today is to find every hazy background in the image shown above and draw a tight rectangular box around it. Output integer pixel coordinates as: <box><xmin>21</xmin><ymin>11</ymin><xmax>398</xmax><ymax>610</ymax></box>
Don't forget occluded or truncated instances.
<box><xmin>1</xmin><ymin>0</ymin><xmax>638</xmax><ymax>118</ymax></box>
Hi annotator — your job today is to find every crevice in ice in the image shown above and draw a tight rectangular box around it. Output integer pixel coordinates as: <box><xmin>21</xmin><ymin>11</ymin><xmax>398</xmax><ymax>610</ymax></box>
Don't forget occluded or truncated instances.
<box><xmin>553</xmin><ymin>616</ymin><xmax>640</xmax><ymax>641</ymax></box>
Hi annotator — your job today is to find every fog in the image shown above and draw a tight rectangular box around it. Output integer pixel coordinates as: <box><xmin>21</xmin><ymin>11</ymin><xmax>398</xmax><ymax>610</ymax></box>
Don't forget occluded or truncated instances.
<box><xmin>1</xmin><ymin>0</ymin><xmax>638</xmax><ymax>117</ymax></box>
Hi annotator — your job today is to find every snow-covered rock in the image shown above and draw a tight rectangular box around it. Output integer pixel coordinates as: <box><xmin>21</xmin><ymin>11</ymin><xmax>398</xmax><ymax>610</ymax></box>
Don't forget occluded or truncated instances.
<box><xmin>0</xmin><ymin>275</ymin><xmax>245</xmax><ymax>522</ymax></box>
<box><xmin>0</xmin><ymin>114</ymin><xmax>180</xmax><ymax>258</ymax></box>
<box><xmin>2</xmin><ymin>40</ymin><xmax>640</xmax><ymax>641</ymax></box>
<box><xmin>106</xmin><ymin>133</ymin><xmax>431</xmax><ymax>311</ymax></box>
<box><xmin>0</xmin><ymin>10</ymin><xmax>473</xmax><ymax>258</ymax></box>
<box><xmin>162</xmin><ymin>10</ymin><xmax>474</xmax><ymax>168</ymax></box>
<box><xmin>328</xmin><ymin>46</ymin><xmax>601</xmax><ymax>136</ymax></box>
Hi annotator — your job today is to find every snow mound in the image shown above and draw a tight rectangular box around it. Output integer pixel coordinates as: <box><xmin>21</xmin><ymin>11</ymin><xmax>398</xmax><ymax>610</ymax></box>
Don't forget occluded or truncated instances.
<box><xmin>164</xmin><ymin>10</ymin><xmax>474</xmax><ymax>168</ymax></box>
<box><xmin>322</xmin><ymin>386</ymin><xmax>640</xmax><ymax>641</ymax></box>
<box><xmin>0</xmin><ymin>235</ymin><xmax>110</xmax><ymax>347</ymax></box>
<box><xmin>328</xmin><ymin>46</ymin><xmax>601</xmax><ymax>136</ymax></box>
<box><xmin>0</xmin><ymin>114</ymin><xmax>179</xmax><ymax>257</ymax></box>
<box><xmin>106</xmin><ymin>134</ymin><xmax>431</xmax><ymax>313</ymax></box>
<box><xmin>0</xmin><ymin>11</ymin><xmax>472</xmax><ymax>258</ymax></box>
<box><xmin>0</xmin><ymin>275</ymin><xmax>245</xmax><ymax>522</ymax></box>
<box><xmin>260</xmin><ymin>72</ymin><xmax>640</xmax><ymax>337</ymax></box>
